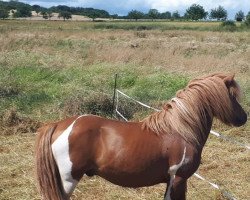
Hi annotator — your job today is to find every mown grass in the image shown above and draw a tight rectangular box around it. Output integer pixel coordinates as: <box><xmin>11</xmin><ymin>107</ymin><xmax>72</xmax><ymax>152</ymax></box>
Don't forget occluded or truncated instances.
<box><xmin>0</xmin><ymin>20</ymin><xmax>249</xmax><ymax>200</ymax></box>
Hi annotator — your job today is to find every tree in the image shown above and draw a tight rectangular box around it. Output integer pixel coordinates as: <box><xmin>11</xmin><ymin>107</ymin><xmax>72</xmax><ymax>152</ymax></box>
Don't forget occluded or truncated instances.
<box><xmin>110</xmin><ymin>14</ymin><xmax>118</xmax><ymax>19</ymax></box>
<box><xmin>160</xmin><ymin>11</ymin><xmax>171</xmax><ymax>19</ymax></box>
<box><xmin>235</xmin><ymin>10</ymin><xmax>244</xmax><ymax>22</ymax></box>
<box><xmin>245</xmin><ymin>12</ymin><xmax>250</xmax><ymax>26</ymax></box>
<box><xmin>185</xmin><ymin>4</ymin><xmax>207</xmax><ymax>21</ymax></box>
<box><xmin>148</xmin><ymin>9</ymin><xmax>160</xmax><ymax>20</ymax></box>
<box><xmin>13</xmin><ymin>5</ymin><xmax>32</xmax><ymax>18</ymax></box>
<box><xmin>87</xmin><ymin>11</ymin><xmax>99</xmax><ymax>21</ymax></box>
<box><xmin>41</xmin><ymin>11</ymin><xmax>48</xmax><ymax>19</ymax></box>
<box><xmin>58</xmin><ymin>11</ymin><xmax>72</xmax><ymax>21</ymax></box>
<box><xmin>47</xmin><ymin>10</ymin><xmax>53</xmax><ymax>20</ymax></box>
<box><xmin>32</xmin><ymin>4</ymin><xmax>41</xmax><ymax>16</ymax></box>
<box><xmin>127</xmin><ymin>10</ymin><xmax>144</xmax><ymax>21</ymax></box>
<box><xmin>172</xmin><ymin>11</ymin><xmax>180</xmax><ymax>20</ymax></box>
<box><xmin>0</xmin><ymin>8</ymin><xmax>9</xmax><ymax>19</ymax></box>
<box><xmin>210</xmin><ymin>6</ymin><xmax>227</xmax><ymax>21</ymax></box>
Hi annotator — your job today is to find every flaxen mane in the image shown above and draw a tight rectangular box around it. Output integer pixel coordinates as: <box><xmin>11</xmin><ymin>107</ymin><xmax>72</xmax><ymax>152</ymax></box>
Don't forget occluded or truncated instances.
<box><xmin>142</xmin><ymin>73</ymin><xmax>241</xmax><ymax>145</ymax></box>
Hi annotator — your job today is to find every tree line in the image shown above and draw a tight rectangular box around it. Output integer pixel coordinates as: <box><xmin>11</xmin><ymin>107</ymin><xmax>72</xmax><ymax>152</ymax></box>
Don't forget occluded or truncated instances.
<box><xmin>0</xmin><ymin>0</ymin><xmax>250</xmax><ymax>24</ymax></box>
<box><xmin>0</xmin><ymin>0</ymin><xmax>110</xmax><ymax>20</ymax></box>
<box><xmin>127</xmin><ymin>5</ymin><xmax>248</xmax><ymax>22</ymax></box>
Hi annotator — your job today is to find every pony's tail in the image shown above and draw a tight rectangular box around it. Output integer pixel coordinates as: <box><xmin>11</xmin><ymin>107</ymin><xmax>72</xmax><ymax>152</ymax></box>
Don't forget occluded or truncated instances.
<box><xmin>35</xmin><ymin>125</ymin><xmax>65</xmax><ymax>200</ymax></box>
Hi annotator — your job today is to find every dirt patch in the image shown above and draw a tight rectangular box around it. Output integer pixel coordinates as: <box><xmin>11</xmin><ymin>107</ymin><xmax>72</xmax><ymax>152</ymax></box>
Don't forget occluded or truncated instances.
<box><xmin>0</xmin><ymin>109</ymin><xmax>41</xmax><ymax>135</ymax></box>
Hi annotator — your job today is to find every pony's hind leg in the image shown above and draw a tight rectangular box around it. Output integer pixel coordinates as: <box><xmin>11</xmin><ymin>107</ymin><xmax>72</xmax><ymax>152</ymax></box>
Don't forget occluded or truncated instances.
<box><xmin>51</xmin><ymin>124</ymin><xmax>79</xmax><ymax>198</ymax></box>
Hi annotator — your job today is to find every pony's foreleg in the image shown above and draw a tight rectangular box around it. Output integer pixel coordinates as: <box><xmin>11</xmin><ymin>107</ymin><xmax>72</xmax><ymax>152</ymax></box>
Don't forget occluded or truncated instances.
<box><xmin>172</xmin><ymin>177</ymin><xmax>187</xmax><ymax>200</ymax></box>
<box><xmin>164</xmin><ymin>147</ymin><xmax>187</xmax><ymax>200</ymax></box>
<box><xmin>164</xmin><ymin>176</ymin><xmax>187</xmax><ymax>200</ymax></box>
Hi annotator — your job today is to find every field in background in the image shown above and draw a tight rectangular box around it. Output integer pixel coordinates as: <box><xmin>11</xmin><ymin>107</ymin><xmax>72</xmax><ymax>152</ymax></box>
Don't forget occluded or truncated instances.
<box><xmin>0</xmin><ymin>20</ymin><xmax>249</xmax><ymax>200</ymax></box>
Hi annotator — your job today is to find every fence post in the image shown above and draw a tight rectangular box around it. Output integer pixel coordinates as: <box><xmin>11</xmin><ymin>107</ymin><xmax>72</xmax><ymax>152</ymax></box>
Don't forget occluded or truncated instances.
<box><xmin>111</xmin><ymin>74</ymin><xmax>118</xmax><ymax>117</ymax></box>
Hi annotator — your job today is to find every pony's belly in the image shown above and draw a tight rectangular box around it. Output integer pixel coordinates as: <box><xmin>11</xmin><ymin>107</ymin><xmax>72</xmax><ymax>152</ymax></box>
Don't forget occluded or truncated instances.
<box><xmin>98</xmin><ymin>172</ymin><xmax>166</xmax><ymax>187</ymax></box>
<box><xmin>96</xmin><ymin>164</ymin><xmax>167</xmax><ymax>187</ymax></box>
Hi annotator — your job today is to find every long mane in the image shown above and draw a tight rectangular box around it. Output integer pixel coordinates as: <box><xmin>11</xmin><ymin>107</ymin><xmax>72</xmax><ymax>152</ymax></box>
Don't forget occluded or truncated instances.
<box><xmin>142</xmin><ymin>73</ymin><xmax>241</xmax><ymax>145</ymax></box>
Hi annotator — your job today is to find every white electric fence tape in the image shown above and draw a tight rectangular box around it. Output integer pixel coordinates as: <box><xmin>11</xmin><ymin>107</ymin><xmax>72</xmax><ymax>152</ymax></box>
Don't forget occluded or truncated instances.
<box><xmin>210</xmin><ymin>130</ymin><xmax>250</xmax><ymax>150</ymax></box>
<box><xmin>193</xmin><ymin>173</ymin><xmax>219</xmax><ymax>189</ymax></box>
<box><xmin>116</xmin><ymin>90</ymin><xmax>160</xmax><ymax>111</ymax></box>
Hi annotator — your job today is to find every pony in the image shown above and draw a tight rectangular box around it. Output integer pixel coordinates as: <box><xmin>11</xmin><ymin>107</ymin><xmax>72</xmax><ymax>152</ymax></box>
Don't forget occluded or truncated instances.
<box><xmin>35</xmin><ymin>73</ymin><xmax>247</xmax><ymax>200</ymax></box>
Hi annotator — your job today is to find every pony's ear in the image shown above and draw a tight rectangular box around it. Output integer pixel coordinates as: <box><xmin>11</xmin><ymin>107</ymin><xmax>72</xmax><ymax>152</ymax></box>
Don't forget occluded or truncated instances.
<box><xmin>163</xmin><ymin>103</ymin><xmax>172</xmax><ymax>110</ymax></box>
<box><xmin>224</xmin><ymin>73</ymin><xmax>235</xmax><ymax>87</ymax></box>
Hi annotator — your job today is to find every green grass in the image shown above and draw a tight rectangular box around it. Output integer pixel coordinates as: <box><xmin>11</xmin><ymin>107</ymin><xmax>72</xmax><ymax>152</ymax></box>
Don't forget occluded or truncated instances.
<box><xmin>0</xmin><ymin>62</ymin><xmax>187</xmax><ymax>120</ymax></box>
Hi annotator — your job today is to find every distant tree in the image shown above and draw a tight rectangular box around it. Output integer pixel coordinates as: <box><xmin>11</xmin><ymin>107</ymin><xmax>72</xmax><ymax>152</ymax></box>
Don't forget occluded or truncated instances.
<box><xmin>127</xmin><ymin>10</ymin><xmax>144</xmax><ymax>21</ymax></box>
<box><xmin>185</xmin><ymin>4</ymin><xmax>207</xmax><ymax>21</ymax></box>
<box><xmin>160</xmin><ymin>11</ymin><xmax>171</xmax><ymax>19</ymax></box>
<box><xmin>210</xmin><ymin>6</ymin><xmax>227</xmax><ymax>21</ymax></box>
<box><xmin>59</xmin><ymin>11</ymin><xmax>72</xmax><ymax>21</ymax></box>
<box><xmin>0</xmin><ymin>8</ymin><xmax>9</xmax><ymax>19</ymax></box>
<box><xmin>47</xmin><ymin>10</ymin><xmax>53</xmax><ymax>20</ymax></box>
<box><xmin>244</xmin><ymin>11</ymin><xmax>250</xmax><ymax>26</ymax></box>
<box><xmin>172</xmin><ymin>11</ymin><xmax>180</xmax><ymax>20</ymax></box>
<box><xmin>148</xmin><ymin>9</ymin><xmax>160</xmax><ymax>20</ymax></box>
<box><xmin>14</xmin><ymin>5</ymin><xmax>32</xmax><ymax>18</ymax></box>
<box><xmin>41</xmin><ymin>11</ymin><xmax>48</xmax><ymax>19</ymax></box>
<box><xmin>56</xmin><ymin>5</ymin><xmax>71</xmax><ymax>12</ymax></box>
<box><xmin>235</xmin><ymin>10</ymin><xmax>244</xmax><ymax>22</ymax></box>
<box><xmin>87</xmin><ymin>11</ymin><xmax>99</xmax><ymax>21</ymax></box>
<box><xmin>110</xmin><ymin>14</ymin><xmax>118</xmax><ymax>19</ymax></box>
<box><xmin>32</xmin><ymin>4</ymin><xmax>41</xmax><ymax>16</ymax></box>
<box><xmin>6</xmin><ymin>0</ymin><xmax>29</xmax><ymax>11</ymax></box>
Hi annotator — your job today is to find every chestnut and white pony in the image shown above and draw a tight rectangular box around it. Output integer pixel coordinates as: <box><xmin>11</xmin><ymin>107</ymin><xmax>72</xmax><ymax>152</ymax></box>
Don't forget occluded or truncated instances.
<box><xmin>35</xmin><ymin>73</ymin><xmax>247</xmax><ymax>200</ymax></box>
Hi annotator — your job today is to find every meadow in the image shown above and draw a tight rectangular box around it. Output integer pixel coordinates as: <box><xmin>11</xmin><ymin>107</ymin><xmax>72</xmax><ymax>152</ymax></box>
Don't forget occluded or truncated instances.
<box><xmin>0</xmin><ymin>20</ymin><xmax>249</xmax><ymax>200</ymax></box>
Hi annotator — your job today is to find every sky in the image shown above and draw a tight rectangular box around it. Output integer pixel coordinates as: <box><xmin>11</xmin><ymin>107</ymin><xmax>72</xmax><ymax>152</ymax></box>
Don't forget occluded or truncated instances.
<box><xmin>4</xmin><ymin>0</ymin><xmax>250</xmax><ymax>18</ymax></box>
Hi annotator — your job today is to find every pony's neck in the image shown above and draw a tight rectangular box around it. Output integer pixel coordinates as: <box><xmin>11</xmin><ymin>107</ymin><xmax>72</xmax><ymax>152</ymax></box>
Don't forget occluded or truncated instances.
<box><xmin>142</xmin><ymin>101</ymin><xmax>214</xmax><ymax>147</ymax></box>
<box><xmin>196</xmin><ymin>109</ymin><xmax>213</xmax><ymax>148</ymax></box>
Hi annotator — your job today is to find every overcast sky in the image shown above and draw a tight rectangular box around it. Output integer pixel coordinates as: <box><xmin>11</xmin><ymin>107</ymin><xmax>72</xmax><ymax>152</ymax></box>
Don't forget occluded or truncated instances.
<box><xmin>6</xmin><ymin>0</ymin><xmax>250</xmax><ymax>18</ymax></box>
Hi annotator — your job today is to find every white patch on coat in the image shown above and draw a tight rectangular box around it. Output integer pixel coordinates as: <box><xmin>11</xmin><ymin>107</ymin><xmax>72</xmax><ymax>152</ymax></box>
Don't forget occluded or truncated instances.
<box><xmin>51</xmin><ymin>115</ymin><xmax>85</xmax><ymax>195</ymax></box>
<box><xmin>166</xmin><ymin>147</ymin><xmax>186</xmax><ymax>200</ymax></box>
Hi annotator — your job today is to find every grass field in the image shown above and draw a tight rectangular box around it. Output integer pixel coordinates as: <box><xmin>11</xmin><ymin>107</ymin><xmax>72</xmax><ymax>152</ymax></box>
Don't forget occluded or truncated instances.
<box><xmin>0</xmin><ymin>20</ymin><xmax>249</xmax><ymax>200</ymax></box>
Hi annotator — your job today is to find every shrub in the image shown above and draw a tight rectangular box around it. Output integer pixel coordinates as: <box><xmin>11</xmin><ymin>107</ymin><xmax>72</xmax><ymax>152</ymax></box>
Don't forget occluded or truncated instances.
<box><xmin>220</xmin><ymin>20</ymin><xmax>237</xmax><ymax>31</ymax></box>
<box><xmin>0</xmin><ymin>8</ymin><xmax>9</xmax><ymax>19</ymax></box>
<box><xmin>0</xmin><ymin>108</ymin><xmax>41</xmax><ymax>135</ymax></box>
<box><xmin>244</xmin><ymin>12</ymin><xmax>250</xmax><ymax>27</ymax></box>
<box><xmin>62</xmin><ymin>93</ymin><xmax>113</xmax><ymax>117</ymax></box>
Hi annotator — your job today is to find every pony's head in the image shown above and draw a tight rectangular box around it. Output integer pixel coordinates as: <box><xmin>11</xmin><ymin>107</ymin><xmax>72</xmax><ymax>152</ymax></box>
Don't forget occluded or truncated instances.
<box><xmin>219</xmin><ymin>74</ymin><xmax>247</xmax><ymax>126</ymax></box>
<box><xmin>189</xmin><ymin>73</ymin><xmax>247</xmax><ymax>127</ymax></box>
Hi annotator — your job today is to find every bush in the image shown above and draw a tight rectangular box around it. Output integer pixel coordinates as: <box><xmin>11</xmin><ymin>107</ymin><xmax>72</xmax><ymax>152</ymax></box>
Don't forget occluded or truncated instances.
<box><xmin>220</xmin><ymin>20</ymin><xmax>237</xmax><ymax>31</ymax></box>
<box><xmin>245</xmin><ymin>12</ymin><xmax>250</xmax><ymax>27</ymax></box>
<box><xmin>0</xmin><ymin>108</ymin><xmax>41</xmax><ymax>135</ymax></box>
<box><xmin>0</xmin><ymin>8</ymin><xmax>9</xmax><ymax>19</ymax></box>
<box><xmin>62</xmin><ymin>93</ymin><xmax>113</xmax><ymax>117</ymax></box>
